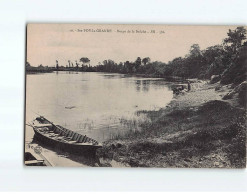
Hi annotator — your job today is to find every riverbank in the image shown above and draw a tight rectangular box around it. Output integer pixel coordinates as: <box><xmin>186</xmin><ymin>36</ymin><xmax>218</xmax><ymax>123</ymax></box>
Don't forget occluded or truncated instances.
<box><xmin>96</xmin><ymin>81</ymin><xmax>246</xmax><ymax>168</ymax></box>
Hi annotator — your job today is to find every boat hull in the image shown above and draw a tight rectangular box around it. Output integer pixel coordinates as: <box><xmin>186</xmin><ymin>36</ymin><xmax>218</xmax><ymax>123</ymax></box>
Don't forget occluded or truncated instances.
<box><xmin>33</xmin><ymin>128</ymin><xmax>101</xmax><ymax>156</ymax></box>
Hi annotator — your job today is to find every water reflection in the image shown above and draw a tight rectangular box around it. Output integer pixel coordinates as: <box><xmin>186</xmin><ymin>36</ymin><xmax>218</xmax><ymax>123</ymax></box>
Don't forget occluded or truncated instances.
<box><xmin>135</xmin><ymin>80</ymin><xmax>141</xmax><ymax>92</ymax></box>
<box><xmin>141</xmin><ymin>80</ymin><xmax>150</xmax><ymax>92</ymax></box>
<box><xmin>134</xmin><ymin>80</ymin><xmax>151</xmax><ymax>92</ymax></box>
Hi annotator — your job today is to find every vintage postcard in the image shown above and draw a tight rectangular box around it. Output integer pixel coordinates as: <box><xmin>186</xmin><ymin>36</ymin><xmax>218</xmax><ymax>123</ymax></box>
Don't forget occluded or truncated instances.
<box><xmin>25</xmin><ymin>24</ymin><xmax>246</xmax><ymax>168</ymax></box>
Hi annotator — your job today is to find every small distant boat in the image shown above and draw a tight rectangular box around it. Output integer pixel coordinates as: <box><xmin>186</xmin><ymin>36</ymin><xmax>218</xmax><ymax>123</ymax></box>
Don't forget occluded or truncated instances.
<box><xmin>30</xmin><ymin>116</ymin><xmax>102</xmax><ymax>155</ymax></box>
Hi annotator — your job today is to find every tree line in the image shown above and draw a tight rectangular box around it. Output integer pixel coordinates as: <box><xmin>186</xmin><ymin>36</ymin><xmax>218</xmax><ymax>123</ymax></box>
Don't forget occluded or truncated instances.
<box><xmin>27</xmin><ymin>26</ymin><xmax>247</xmax><ymax>84</ymax></box>
<box><xmin>87</xmin><ymin>26</ymin><xmax>247</xmax><ymax>84</ymax></box>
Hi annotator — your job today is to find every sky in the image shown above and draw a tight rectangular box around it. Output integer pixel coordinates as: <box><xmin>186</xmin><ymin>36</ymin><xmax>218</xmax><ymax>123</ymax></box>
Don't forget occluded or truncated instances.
<box><xmin>27</xmin><ymin>24</ymin><xmax>240</xmax><ymax>67</ymax></box>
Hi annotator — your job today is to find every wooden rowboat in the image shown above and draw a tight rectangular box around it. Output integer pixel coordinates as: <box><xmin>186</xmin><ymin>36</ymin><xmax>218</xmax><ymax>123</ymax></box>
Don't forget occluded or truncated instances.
<box><xmin>30</xmin><ymin>116</ymin><xmax>102</xmax><ymax>155</ymax></box>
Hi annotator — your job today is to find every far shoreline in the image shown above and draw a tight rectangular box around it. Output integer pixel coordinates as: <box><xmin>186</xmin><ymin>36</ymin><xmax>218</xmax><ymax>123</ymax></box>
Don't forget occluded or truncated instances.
<box><xmin>26</xmin><ymin>69</ymin><xmax>197</xmax><ymax>83</ymax></box>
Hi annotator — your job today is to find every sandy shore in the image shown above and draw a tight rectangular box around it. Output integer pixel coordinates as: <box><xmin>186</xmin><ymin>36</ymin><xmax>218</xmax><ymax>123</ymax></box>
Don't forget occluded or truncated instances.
<box><xmin>97</xmin><ymin>81</ymin><xmax>246</xmax><ymax>168</ymax></box>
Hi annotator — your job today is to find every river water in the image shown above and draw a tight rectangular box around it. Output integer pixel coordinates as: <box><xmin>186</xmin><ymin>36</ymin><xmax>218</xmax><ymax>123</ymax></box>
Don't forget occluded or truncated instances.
<box><xmin>25</xmin><ymin>71</ymin><xmax>173</xmax><ymax>166</ymax></box>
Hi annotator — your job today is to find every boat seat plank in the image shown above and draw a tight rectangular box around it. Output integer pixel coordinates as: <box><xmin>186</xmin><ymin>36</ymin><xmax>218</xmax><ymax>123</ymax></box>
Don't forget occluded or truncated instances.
<box><xmin>83</xmin><ymin>136</ymin><xmax>89</xmax><ymax>143</ymax></box>
<box><xmin>64</xmin><ymin>130</ymin><xmax>71</xmax><ymax>137</ymax></box>
<box><xmin>68</xmin><ymin>131</ymin><xmax>73</xmax><ymax>137</ymax></box>
<box><xmin>81</xmin><ymin>135</ymin><xmax>87</xmax><ymax>143</ymax></box>
<box><xmin>76</xmin><ymin>134</ymin><xmax>82</xmax><ymax>142</ymax></box>
<box><xmin>34</xmin><ymin>124</ymin><xmax>53</xmax><ymax>128</ymax></box>
<box><xmin>75</xmin><ymin>133</ymin><xmax>80</xmax><ymax>140</ymax></box>
<box><xmin>67</xmin><ymin>140</ymin><xmax>77</xmax><ymax>143</ymax></box>
<box><xmin>71</xmin><ymin>133</ymin><xmax>77</xmax><ymax>140</ymax></box>
<box><xmin>78</xmin><ymin>135</ymin><xmax>84</xmax><ymax>143</ymax></box>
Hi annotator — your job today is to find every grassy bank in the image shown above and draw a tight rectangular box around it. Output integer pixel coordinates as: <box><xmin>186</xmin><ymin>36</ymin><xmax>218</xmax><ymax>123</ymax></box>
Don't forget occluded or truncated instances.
<box><xmin>96</xmin><ymin>82</ymin><xmax>246</xmax><ymax>168</ymax></box>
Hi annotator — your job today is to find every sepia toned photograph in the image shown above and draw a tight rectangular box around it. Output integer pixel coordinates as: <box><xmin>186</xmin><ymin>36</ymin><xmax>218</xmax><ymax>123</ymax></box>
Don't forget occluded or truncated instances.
<box><xmin>25</xmin><ymin>24</ymin><xmax>246</xmax><ymax>168</ymax></box>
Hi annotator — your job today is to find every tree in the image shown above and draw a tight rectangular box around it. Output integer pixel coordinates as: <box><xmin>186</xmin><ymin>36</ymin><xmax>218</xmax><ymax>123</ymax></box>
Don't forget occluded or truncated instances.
<box><xmin>135</xmin><ymin>57</ymin><xmax>142</xmax><ymax>70</ymax></box>
<box><xmin>75</xmin><ymin>60</ymin><xmax>79</xmax><ymax>69</ymax></box>
<box><xmin>221</xmin><ymin>44</ymin><xmax>247</xmax><ymax>85</ymax></box>
<box><xmin>223</xmin><ymin>26</ymin><xmax>247</xmax><ymax>56</ymax></box>
<box><xmin>56</xmin><ymin>60</ymin><xmax>59</xmax><ymax>70</ymax></box>
<box><xmin>124</xmin><ymin>61</ymin><xmax>133</xmax><ymax>73</ymax></box>
<box><xmin>201</xmin><ymin>45</ymin><xmax>225</xmax><ymax>77</ymax></box>
<box><xmin>189</xmin><ymin>44</ymin><xmax>201</xmax><ymax>57</ymax></box>
<box><xmin>102</xmin><ymin>60</ymin><xmax>108</xmax><ymax>66</ymax></box>
<box><xmin>80</xmin><ymin>57</ymin><xmax>90</xmax><ymax>66</ymax></box>
<box><xmin>135</xmin><ymin>57</ymin><xmax>142</xmax><ymax>65</ymax></box>
<box><xmin>142</xmin><ymin>57</ymin><xmax>150</xmax><ymax>65</ymax></box>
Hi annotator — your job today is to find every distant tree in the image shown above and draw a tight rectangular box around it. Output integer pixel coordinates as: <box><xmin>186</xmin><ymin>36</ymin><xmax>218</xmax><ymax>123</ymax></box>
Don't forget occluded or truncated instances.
<box><xmin>134</xmin><ymin>57</ymin><xmax>142</xmax><ymax>71</ymax></box>
<box><xmin>189</xmin><ymin>44</ymin><xmax>201</xmax><ymax>57</ymax></box>
<box><xmin>142</xmin><ymin>57</ymin><xmax>151</xmax><ymax>65</ymax></box>
<box><xmin>135</xmin><ymin>57</ymin><xmax>141</xmax><ymax>65</ymax></box>
<box><xmin>118</xmin><ymin>62</ymin><xmax>124</xmax><ymax>72</ymax></box>
<box><xmin>80</xmin><ymin>57</ymin><xmax>90</xmax><ymax>65</ymax></box>
<box><xmin>56</xmin><ymin>60</ymin><xmax>59</xmax><ymax>70</ymax></box>
<box><xmin>102</xmin><ymin>60</ymin><xmax>108</xmax><ymax>66</ymax></box>
<box><xmin>75</xmin><ymin>60</ymin><xmax>79</xmax><ymax>69</ymax></box>
<box><xmin>135</xmin><ymin>57</ymin><xmax>142</xmax><ymax>65</ymax></box>
<box><xmin>124</xmin><ymin>61</ymin><xmax>132</xmax><ymax>73</ymax></box>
